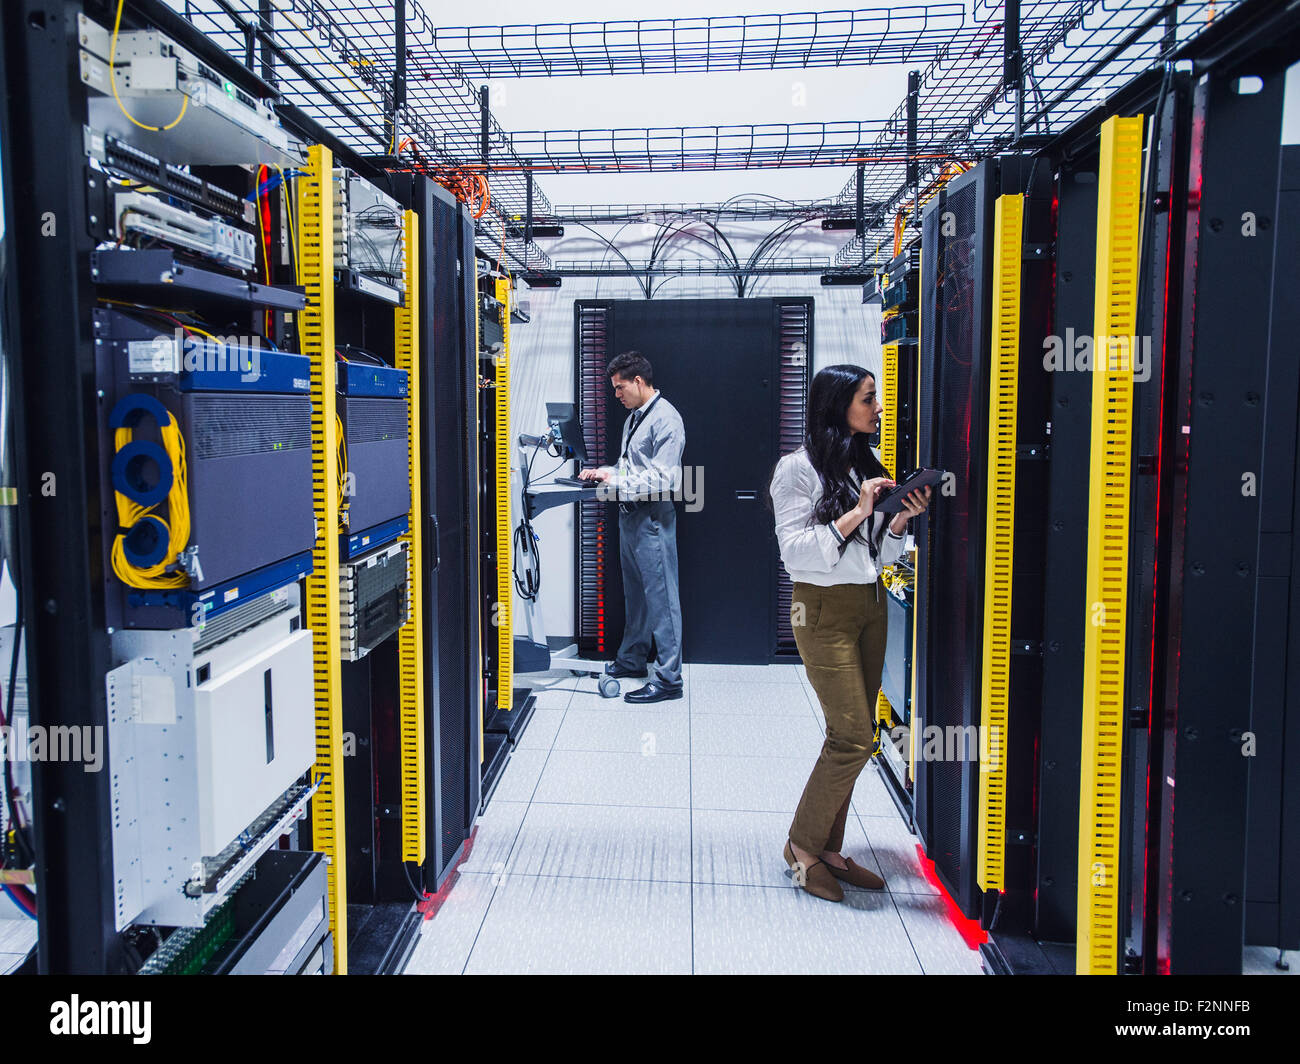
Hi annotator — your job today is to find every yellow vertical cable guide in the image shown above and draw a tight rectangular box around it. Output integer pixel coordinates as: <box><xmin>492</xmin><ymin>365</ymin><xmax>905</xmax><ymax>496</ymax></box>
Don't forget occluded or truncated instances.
<box><xmin>297</xmin><ymin>144</ymin><xmax>346</xmax><ymax>974</ymax></box>
<box><xmin>475</xmin><ymin>281</ymin><xmax>484</xmax><ymax>763</ymax></box>
<box><xmin>876</xmin><ymin>341</ymin><xmax>900</xmax><ymax>763</ymax></box>
<box><xmin>395</xmin><ymin>209</ymin><xmax>426</xmax><ymax>864</ymax></box>
<box><xmin>875</xmin><ymin>690</ymin><xmax>893</xmax><ymax>733</ymax></box>
<box><xmin>880</xmin><ymin>341</ymin><xmax>899</xmax><ymax>479</ymax></box>
<box><xmin>1076</xmin><ymin>114</ymin><xmax>1143</xmax><ymax>975</ymax></box>
<box><xmin>494</xmin><ymin>276</ymin><xmax>513</xmax><ymax>712</ymax></box>
<box><xmin>976</xmin><ymin>193</ymin><xmax>1023</xmax><ymax>893</ymax></box>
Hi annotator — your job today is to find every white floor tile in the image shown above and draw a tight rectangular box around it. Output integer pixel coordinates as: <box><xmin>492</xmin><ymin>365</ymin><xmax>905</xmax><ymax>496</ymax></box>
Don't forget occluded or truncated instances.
<box><xmin>525</xmin><ymin>683</ymin><xmax>577</xmax><ymax>711</ymax></box>
<box><xmin>514</xmin><ymin>708</ymin><xmax>565</xmax><ymax>751</ymax></box>
<box><xmin>459</xmin><ymin>800</ymin><xmax>528</xmax><ymax>875</ymax></box>
<box><xmin>506</xmin><ymin>802</ymin><xmax>692</xmax><ymax>882</ymax></box>
<box><xmin>403</xmin><ymin>872</ymin><xmax>497</xmax><ymax>975</ymax></box>
<box><xmin>857</xmin><ymin>812</ymin><xmax>937</xmax><ymax>896</ymax></box>
<box><xmin>690</xmin><ymin>711</ymin><xmax>824</xmax><ymax>759</ymax></box>
<box><xmin>690</xmin><ymin>679</ymin><xmax>818</xmax><ymax>717</ymax></box>
<box><xmin>554</xmin><ymin>707</ymin><xmax>689</xmax><ymax>755</ymax></box>
<box><xmin>687</xmin><ymin>663</ymin><xmax>804</xmax><ymax>685</ymax></box>
<box><xmin>487</xmin><ymin>747</ymin><xmax>551</xmax><ymax>804</ymax></box>
<box><xmin>693</xmin><ymin>752</ymin><xmax>868</xmax><ymax>814</ymax></box>
<box><xmin>890</xmin><ymin>892</ymin><xmax>986</xmax><ymax>974</ymax></box>
<box><xmin>853</xmin><ymin>762</ymin><xmax>904</xmax><ymax>819</ymax></box>
<box><xmin>464</xmin><ymin>874</ymin><xmax>693</xmax><ymax>975</ymax></box>
<box><xmin>533</xmin><ymin>749</ymin><xmax>691</xmax><ymax>808</ymax></box>
<box><xmin>0</xmin><ymin>915</ymin><xmax>37</xmax><ymax>953</ymax></box>
<box><xmin>692</xmin><ymin>808</ymin><xmax>880</xmax><ymax>889</ymax></box>
<box><xmin>1243</xmin><ymin>945</ymin><xmax>1298</xmax><ymax>975</ymax></box>
<box><xmin>692</xmin><ymin>882</ymin><xmax>922</xmax><ymax>975</ymax></box>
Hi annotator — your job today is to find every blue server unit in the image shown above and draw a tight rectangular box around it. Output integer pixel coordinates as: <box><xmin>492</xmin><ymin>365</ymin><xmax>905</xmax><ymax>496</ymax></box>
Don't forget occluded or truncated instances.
<box><xmin>337</xmin><ymin>359</ymin><xmax>409</xmax><ymax>398</ymax></box>
<box><xmin>94</xmin><ymin>308</ymin><xmax>316</xmax><ymax>627</ymax></box>
<box><xmin>337</xmin><ymin>361</ymin><xmax>410</xmax><ymax>558</ymax></box>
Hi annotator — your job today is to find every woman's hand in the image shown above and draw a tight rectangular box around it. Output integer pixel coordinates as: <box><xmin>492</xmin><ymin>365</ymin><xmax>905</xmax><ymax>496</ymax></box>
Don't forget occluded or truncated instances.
<box><xmin>856</xmin><ymin>477</ymin><xmax>895</xmax><ymax>518</ymax></box>
<box><xmin>889</xmin><ymin>485</ymin><xmax>932</xmax><ymax>535</ymax></box>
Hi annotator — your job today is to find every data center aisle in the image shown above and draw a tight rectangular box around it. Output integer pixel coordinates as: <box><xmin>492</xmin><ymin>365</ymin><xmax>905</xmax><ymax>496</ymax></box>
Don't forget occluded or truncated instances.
<box><xmin>404</xmin><ymin>664</ymin><xmax>984</xmax><ymax>976</ymax></box>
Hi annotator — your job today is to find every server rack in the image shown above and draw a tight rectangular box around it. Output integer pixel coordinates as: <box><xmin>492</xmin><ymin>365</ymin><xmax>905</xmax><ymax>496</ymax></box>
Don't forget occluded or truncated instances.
<box><xmin>1245</xmin><ymin>143</ymin><xmax>1300</xmax><ymax>960</ymax></box>
<box><xmin>398</xmin><ymin>173</ymin><xmax>482</xmax><ymax>884</ymax></box>
<box><xmin>327</xmin><ymin>162</ymin><xmax>424</xmax><ymax>974</ymax></box>
<box><xmin>969</xmin><ymin>1</ymin><xmax>1300</xmax><ymax>973</ymax></box>
<box><xmin>915</xmin><ymin>161</ymin><xmax>992</xmax><ymax>922</ymax></box>
<box><xmin>0</xmin><ymin>0</ymin><xmax>462</xmax><ymax>974</ymax></box>
<box><xmin>912</xmin><ymin>154</ymin><xmax>1054</xmax><ymax>927</ymax></box>
<box><xmin>1142</xmin><ymin>54</ymin><xmax>1287</xmax><ymax>976</ymax></box>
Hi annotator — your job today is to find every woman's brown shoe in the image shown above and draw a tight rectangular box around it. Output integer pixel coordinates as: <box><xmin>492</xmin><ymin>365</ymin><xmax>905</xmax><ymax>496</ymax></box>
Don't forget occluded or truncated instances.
<box><xmin>825</xmin><ymin>856</ymin><xmax>886</xmax><ymax>891</ymax></box>
<box><xmin>783</xmin><ymin>840</ymin><xmax>845</xmax><ymax>902</ymax></box>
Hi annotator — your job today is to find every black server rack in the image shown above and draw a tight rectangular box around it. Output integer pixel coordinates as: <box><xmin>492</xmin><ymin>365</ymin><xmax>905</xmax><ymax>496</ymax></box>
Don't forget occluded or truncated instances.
<box><xmin>400</xmin><ymin>174</ymin><xmax>482</xmax><ymax>884</ymax></box>
<box><xmin>1245</xmin><ymin>143</ymin><xmax>1300</xmax><ymax>959</ymax></box>
<box><xmin>1144</xmin><ymin>60</ymin><xmax>1287</xmax><ymax>975</ymax></box>
<box><xmin>915</xmin><ymin>162</ymin><xmax>996</xmax><ymax>922</ymax></box>
<box><xmin>914</xmin><ymin>157</ymin><xmax>1052</xmax><ymax>925</ymax></box>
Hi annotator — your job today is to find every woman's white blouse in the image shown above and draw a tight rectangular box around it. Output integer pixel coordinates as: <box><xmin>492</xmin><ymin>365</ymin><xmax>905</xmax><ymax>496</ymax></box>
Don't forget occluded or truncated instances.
<box><xmin>770</xmin><ymin>448</ymin><xmax>908</xmax><ymax>586</ymax></box>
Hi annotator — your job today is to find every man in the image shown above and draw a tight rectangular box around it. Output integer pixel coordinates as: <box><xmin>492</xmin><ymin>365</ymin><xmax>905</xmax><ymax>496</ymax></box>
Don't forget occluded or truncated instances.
<box><xmin>578</xmin><ymin>351</ymin><xmax>685</xmax><ymax>703</ymax></box>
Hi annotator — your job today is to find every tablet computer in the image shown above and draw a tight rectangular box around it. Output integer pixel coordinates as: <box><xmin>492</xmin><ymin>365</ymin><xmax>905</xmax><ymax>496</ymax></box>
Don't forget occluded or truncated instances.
<box><xmin>873</xmin><ymin>468</ymin><xmax>946</xmax><ymax>513</ymax></box>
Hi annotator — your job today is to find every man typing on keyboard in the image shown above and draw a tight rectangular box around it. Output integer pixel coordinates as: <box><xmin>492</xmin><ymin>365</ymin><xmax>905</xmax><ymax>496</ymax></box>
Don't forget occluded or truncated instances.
<box><xmin>578</xmin><ymin>351</ymin><xmax>686</xmax><ymax>703</ymax></box>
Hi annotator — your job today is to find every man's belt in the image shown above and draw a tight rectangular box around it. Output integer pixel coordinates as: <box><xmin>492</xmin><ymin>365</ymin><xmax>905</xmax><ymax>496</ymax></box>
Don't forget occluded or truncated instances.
<box><xmin>618</xmin><ymin>498</ymin><xmax>646</xmax><ymax>514</ymax></box>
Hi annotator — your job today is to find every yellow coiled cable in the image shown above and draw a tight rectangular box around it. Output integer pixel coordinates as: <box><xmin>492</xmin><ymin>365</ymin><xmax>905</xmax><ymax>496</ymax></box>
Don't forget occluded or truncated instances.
<box><xmin>336</xmin><ymin>412</ymin><xmax>349</xmax><ymax>521</ymax></box>
<box><xmin>110</xmin><ymin>418</ymin><xmax>192</xmax><ymax>588</ymax></box>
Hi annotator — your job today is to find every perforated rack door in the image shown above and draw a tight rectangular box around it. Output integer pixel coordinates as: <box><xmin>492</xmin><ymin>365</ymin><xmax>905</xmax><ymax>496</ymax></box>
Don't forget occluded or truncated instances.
<box><xmin>775</xmin><ymin>299</ymin><xmax>812</xmax><ymax>656</ymax></box>
<box><xmin>296</xmin><ymin>143</ymin><xmax>347</xmax><ymax>975</ymax></box>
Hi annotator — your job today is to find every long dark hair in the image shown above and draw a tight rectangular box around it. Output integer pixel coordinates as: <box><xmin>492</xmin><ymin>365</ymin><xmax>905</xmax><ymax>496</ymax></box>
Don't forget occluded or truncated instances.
<box><xmin>805</xmin><ymin>363</ymin><xmax>889</xmax><ymax>528</ymax></box>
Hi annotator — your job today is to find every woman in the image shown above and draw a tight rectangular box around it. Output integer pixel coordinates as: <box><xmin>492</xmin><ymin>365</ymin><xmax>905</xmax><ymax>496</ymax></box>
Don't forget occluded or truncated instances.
<box><xmin>769</xmin><ymin>363</ymin><xmax>931</xmax><ymax>902</ymax></box>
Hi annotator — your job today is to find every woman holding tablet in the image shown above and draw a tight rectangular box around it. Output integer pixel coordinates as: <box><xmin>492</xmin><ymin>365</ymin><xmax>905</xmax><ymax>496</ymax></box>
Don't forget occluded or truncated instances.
<box><xmin>768</xmin><ymin>363</ymin><xmax>932</xmax><ymax>902</ymax></box>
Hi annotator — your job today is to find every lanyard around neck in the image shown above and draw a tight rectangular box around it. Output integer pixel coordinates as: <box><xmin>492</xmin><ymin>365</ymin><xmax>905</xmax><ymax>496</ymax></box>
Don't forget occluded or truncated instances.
<box><xmin>621</xmin><ymin>393</ymin><xmax>660</xmax><ymax>459</ymax></box>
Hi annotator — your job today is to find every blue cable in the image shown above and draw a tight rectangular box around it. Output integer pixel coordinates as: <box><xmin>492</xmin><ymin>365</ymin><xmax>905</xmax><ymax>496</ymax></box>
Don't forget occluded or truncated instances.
<box><xmin>244</xmin><ymin>169</ymin><xmax>306</xmax><ymax>202</ymax></box>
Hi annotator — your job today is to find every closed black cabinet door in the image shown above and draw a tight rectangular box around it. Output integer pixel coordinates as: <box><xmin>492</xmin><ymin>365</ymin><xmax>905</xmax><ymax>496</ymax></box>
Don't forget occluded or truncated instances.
<box><xmin>599</xmin><ymin>298</ymin><xmax>782</xmax><ymax>664</ymax></box>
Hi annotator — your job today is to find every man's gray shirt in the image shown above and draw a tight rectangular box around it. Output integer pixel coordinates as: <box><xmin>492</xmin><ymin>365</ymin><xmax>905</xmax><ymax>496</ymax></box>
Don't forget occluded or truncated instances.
<box><xmin>598</xmin><ymin>389</ymin><xmax>686</xmax><ymax>502</ymax></box>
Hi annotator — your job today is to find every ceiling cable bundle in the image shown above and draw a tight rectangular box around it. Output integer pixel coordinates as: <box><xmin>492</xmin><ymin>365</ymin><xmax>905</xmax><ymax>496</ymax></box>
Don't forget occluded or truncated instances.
<box><xmin>430</xmin><ymin>167</ymin><xmax>490</xmax><ymax>219</ymax></box>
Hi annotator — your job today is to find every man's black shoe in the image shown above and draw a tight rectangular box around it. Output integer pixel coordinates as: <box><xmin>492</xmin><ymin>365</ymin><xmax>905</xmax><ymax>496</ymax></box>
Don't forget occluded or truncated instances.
<box><xmin>605</xmin><ymin>661</ymin><xmax>648</xmax><ymax>679</ymax></box>
<box><xmin>624</xmin><ymin>681</ymin><xmax>684</xmax><ymax>704</ymax></box>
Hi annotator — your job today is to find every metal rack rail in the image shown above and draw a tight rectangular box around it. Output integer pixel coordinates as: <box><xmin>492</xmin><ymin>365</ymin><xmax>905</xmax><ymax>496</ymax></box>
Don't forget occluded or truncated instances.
<box><xmin>419</xmin><ymin>6</ymin><xmax>969</xmax><ymax>78</ymax></box>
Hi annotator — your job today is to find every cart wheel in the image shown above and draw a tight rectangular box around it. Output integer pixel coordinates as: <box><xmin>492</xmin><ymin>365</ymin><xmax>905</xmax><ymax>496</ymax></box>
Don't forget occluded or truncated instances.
<box><xmin>598</xmin><ymin>677</ymin><xmax>620</xmax><ymax>699</ymax></box>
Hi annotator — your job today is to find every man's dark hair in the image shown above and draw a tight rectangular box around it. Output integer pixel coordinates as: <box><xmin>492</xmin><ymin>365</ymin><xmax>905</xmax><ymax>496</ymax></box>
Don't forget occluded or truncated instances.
<box><xmin>606</xmin><ymin>350</ymin><xmax>653</xmax><ymax>386</ymax></box>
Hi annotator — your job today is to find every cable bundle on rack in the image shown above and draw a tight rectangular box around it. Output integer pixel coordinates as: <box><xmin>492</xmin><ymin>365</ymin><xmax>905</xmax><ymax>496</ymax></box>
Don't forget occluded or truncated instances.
<box><xmin>430</xmin><ymin>168</ymin><xmax>490</xmax><ymax>218</ymax></box>
<box><xmin>108</xmin><ymin>394</ymin><xmax>191</xmax><ymax>589</ymax></box>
